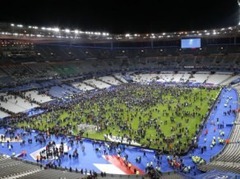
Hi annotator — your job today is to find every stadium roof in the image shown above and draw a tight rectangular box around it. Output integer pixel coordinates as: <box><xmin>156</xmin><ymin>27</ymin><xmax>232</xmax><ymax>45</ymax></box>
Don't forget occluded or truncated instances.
<box><xmin>0</xmin><ymin>22</ymin><xmax>239</xmax><ymax>44</ymax></box>
<box><xmin>0</xmin><ymin>0</ymin><xmax>239</xmax><ymax>34</ymax></box>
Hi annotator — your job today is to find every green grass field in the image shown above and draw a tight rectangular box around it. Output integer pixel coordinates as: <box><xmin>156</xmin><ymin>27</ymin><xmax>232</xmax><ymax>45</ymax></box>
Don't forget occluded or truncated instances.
<box><xmin>15</xmin><ymin>84</ymin><xmax>221</xmax><ymax>153</ymax></box>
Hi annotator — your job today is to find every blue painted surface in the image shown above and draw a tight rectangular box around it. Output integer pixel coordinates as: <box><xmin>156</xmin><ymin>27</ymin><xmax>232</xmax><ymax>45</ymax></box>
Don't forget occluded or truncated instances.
<box><xmin>0</xmin><ymin>87</ymin><xmax>238</xmax><ymax>177</ymax></box>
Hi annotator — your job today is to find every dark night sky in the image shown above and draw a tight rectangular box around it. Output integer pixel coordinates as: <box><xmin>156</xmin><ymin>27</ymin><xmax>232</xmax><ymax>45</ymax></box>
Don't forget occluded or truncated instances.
<box><xmin>0</xmin><ymin>0</ymin><xmax>239</xmax><ymax>34</ymax></box>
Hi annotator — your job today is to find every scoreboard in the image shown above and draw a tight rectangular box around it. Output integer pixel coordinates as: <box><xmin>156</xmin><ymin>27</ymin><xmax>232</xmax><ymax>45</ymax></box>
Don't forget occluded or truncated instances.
<box><xmin>181</xmin><ymin>38</ymin><xmax>201</xmax><ymax>49</ymax></box>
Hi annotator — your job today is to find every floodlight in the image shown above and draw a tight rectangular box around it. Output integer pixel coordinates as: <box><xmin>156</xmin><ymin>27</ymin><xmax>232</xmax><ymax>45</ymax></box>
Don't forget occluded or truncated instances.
<box><xmin>102</xmin><ymin>32</ymin><xmax>109</xmax><ymax>36</ymax></box>
<box><xmin>65</xmin><ymin>29</ymin><xmax>70</xmax><ymax>33</ymax></box>
<box><xmin>52</xmin><ymin>28</ymin><xmax>60</xmax><ymax>32</ymax></box>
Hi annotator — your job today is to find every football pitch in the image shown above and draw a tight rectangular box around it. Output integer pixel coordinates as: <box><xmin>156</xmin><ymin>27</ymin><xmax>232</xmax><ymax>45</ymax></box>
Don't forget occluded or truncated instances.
<box><xmin>15</xmin><ymin>84</ymin><xmax>221</xmax><ymax>154</ymax></box>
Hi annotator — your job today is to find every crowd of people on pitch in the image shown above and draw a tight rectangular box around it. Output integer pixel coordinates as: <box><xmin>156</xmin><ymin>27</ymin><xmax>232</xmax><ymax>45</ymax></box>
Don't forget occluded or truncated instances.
<box><xmin>6</xmin><ymin>83</ymin><xmax>220</xmax><ymax>155</ymax></box>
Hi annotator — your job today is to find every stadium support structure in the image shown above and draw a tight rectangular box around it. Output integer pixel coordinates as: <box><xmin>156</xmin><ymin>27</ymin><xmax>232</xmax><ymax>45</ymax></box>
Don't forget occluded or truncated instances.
<box><xmin>238</xmin><ymin>0</ymin><xmax>240</xmax><ymax>25</ymax></box>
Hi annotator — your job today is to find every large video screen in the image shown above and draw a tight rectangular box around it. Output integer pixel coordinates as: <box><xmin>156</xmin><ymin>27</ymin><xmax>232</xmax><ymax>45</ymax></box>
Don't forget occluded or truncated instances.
<box><xmin>181</xmin><ymin>38</ymin><xmax>201</xmax><ymax>49</ymax></box>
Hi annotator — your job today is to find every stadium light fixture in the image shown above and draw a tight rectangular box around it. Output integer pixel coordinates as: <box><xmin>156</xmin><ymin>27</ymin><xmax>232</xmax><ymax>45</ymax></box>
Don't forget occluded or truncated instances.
<box><xmin>52</xmin><ymin>28</ymin><xmax>60</xmax><ymax>32</ymax></box>
<box><xmin>65</xmin><ymin>29</ymin><xmax>70</xmax><ymax>33</ymax></box>
<box><xmin>102</xmin><ymin>32</ymin><xmax>109</xmax><ymax>36</ymax></box>
<box><xmin>237</xmin><ymin>0</ymin><xmax>240</xmax><ymax>25</ymax></box>
<box><xmin>94</xmin><ymin>32</ymin><xmax>100</xmax><ymax>35</ymax></box>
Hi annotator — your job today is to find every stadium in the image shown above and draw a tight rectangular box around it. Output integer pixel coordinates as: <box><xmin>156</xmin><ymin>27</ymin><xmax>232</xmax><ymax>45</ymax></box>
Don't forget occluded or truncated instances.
<box><xmin>0</xmin><ymin>2</ymin><xmax>240</xmax><ymax>179</ymax></box>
